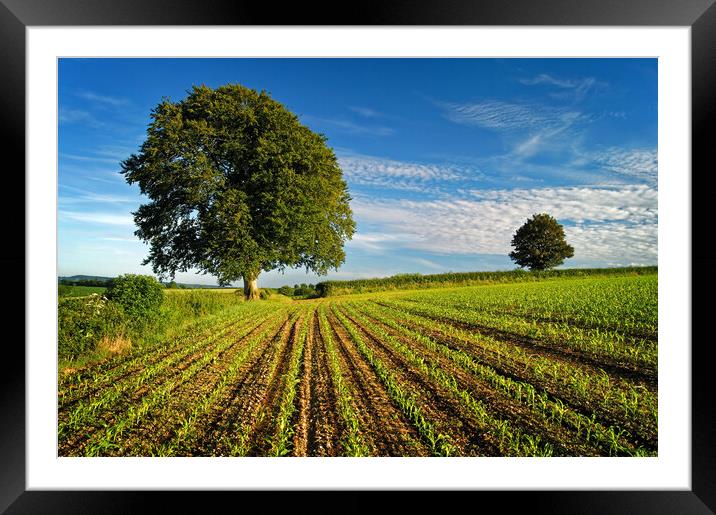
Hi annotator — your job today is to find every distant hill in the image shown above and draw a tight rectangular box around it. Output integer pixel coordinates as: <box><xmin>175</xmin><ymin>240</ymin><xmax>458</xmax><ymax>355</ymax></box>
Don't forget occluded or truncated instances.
<box><xmin>59</xmin><ymin>275</ymin><xmax>114</xmax><ymax>283</ymax></box>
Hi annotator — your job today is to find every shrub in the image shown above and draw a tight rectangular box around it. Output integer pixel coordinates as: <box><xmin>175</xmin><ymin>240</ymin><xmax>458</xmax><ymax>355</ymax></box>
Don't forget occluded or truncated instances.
<box><xmin>58</xmin><ymin>294</ymin><xmax>126</xmax><ymax>360</ymax></box>
<box><xmin>105</xmin><ymin>274</ymin><xmax>164</xmax><ymax>321</ymax></box>
<box><xmin>259</xmin><ymin>289</ymin><xmax>270</xmax><ymax>300</ymax></box>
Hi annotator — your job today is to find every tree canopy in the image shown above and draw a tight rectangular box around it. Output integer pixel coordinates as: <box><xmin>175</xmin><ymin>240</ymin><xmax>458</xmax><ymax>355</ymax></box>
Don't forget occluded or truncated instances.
<box><xmin>121</xmin><ymin>84</ymin><xmax>355</xmax><ymax>299</ymax></box>
<box><xmin>509</xmin><ymin>213</ymin><xmax>574</xmax><ymax>271</ymax></box>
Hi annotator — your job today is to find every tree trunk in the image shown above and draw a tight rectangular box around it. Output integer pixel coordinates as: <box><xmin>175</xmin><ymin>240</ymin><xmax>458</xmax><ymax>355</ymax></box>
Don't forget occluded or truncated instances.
<box><xmin>243</xmin><ymin>274</ymin><xmax>260</xmax><ymax>301</ymax></box>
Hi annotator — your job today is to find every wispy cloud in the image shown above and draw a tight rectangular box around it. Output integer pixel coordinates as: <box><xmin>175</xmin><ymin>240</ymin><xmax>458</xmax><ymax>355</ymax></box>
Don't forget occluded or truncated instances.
<box><xmin>303</xmin><ymin>116</ymin><xmax>394</xmax><ymax>136</ymax></box>
<box><xmin>59</xmin><ymin>210</ymin><xmax>134</xmax><ymax>226</ymax></box>
<box><xmin>347</xmin><ymin>232</ymin><xmax>417</xmax><ymax>251</ymax></box>
<box><xmin>59</xmin><ymin>185</ymin><xmax>137</xmax><ymax>205</ymax></box>
<box><xmin>60</xmin><ymin>153</ymin><xmax>122</xmax><ymax>164</ymax></box>
<box><xmin>440</xmin><ymin>100</ymin><xmax>585</xmax><ymax>133</ymax></box>
<box><xmin>348</xmin><ymin>106</ymin><xmax>384</xmax><ymax>118</ymax></box>
<box><xmin>59</xmin><ymin>108</ymin><xmax>104</xmax><ymax>127</ymax></box>
<box><xmin>59</xmin><ymin>108</ymin><xmax>91</xmax><ymax>124</ymax></box>
<box><xmin>99</xmin><ymin>236</ymin><xmax>140</xmax><ymax>242</ymax></box>
<box><xmin>519</xmin><ymin>74</ymin><xmax>603</xmax><ymax>102</ymax></box>
<box><xmin>77</xmin><ymin>91</ymin><xmax>130</xmax><ymax>107</ymax></box>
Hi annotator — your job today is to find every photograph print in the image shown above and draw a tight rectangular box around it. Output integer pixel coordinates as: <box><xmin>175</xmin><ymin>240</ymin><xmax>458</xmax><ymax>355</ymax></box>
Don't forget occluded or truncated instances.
<box><xmin>57</xmin><ymin>58</ymin><xmax>657</xmax><ymax>458</ymax></box>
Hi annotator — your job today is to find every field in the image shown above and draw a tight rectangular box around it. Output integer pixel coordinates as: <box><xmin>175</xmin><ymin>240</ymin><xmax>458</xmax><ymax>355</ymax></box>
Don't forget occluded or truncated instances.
<box><xmin>58</xmin><ymin>273</ymin><xmax>657</xmax><ymax>457</ymax></box>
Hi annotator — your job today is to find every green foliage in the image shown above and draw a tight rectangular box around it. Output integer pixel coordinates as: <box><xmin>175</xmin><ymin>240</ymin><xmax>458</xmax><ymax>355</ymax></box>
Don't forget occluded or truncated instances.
<box><xmin>121</xmin><ymin>83</ymin><xmax>355</xmax><ymax>291</ymax></box>
<box><xmin>509</xmin><ymin>213</ymin><xmax>575</xmax><ymax>271</ymax></box>
<box><xmin>58</xmin><ymin>294</ymin><xmax>126</xmax><ymax>359</ymax></box>
<box><xmin>315</xmin><ymin>266</ymin><xmax>656</xmax><ymax>297</ymax></box>
<box><xmin>259</xmin><ymin>289</ymin><xmax>270</xmax><ymax>300</ymax></box>
<box><xmin>105</xmin><ymin>274</ymin><xmax>165</xmax><ymax>321</ymax></box>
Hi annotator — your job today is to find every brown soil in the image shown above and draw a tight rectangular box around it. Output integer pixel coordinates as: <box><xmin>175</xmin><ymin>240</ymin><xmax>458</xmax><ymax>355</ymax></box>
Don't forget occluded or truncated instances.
<box><xmin>246</xmin><ymin>315</ymin><xmax>304</xmax><ymax>456</ymax></box>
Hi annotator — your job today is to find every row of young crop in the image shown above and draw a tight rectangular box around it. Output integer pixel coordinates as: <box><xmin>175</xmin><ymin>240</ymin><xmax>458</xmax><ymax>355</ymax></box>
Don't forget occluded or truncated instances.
<box><xmin>151</xmin><ymin>310</ymin><xmax>299</xmax><ymax>457</ymax></box>
<box><xmin>334</xmin><ymin>303</ymin><xmax>562</xmax><ymax>456</ymax></box>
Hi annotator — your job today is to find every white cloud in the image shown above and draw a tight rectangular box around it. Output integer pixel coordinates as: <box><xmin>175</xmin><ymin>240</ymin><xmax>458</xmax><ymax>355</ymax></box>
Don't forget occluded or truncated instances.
<box><xmin>59</xmin><ymin>108</ymin><xmax>93</xmax><ymax>124</ymax></box>
<box><xmin>59</xmin><ymin>210</ymin><xmax>135</xmax><ymax>226</ymax></box>
<box><xmin>60</xmin><ymin>153</ymin><xmax>121</xmax><ymax>164</ymax></box>
<box><xmin>350</xmin><ymin>184</ymin><xmax>657</xmax><ymax>265</ymax></box>
<box><xmin>347</xmin><ymin>232</ymin><xmax>418</xmax><ymax>251</ymax></box>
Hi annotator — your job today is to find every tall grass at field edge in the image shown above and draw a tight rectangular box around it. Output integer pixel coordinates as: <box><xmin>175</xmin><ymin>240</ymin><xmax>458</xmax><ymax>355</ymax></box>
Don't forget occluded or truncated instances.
<box><xmin>58</xmin><ymin>289</ymin><xmax>249</xmax><ymax>366</ymax></box>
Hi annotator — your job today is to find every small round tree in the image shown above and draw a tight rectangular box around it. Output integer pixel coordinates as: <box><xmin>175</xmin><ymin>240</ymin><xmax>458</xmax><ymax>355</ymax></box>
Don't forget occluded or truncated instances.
<box><xmin>509</xmin><ymin>213</ymin><xmax>574</xmax><ymax>271</ymax></box>
<box><xmin>121</xmin><ymin>84</ymin><xmax>355</xmax><ymax>300</ymax></box>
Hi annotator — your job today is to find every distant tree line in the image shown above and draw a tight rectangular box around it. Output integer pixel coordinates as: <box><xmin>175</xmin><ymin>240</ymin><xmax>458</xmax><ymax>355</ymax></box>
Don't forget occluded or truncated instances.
<box><xmin>59</xmin><ymin>278</ymin><xmax>112</xmax><ymax>287</ymax></box>
<box><xmin>277</xmin><ymin>283</ymin><xmax>320</xmax><ymax>298</ymax></box>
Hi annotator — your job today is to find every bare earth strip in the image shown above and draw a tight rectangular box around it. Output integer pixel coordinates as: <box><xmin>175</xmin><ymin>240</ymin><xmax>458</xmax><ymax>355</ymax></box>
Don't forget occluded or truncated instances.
<box><xmin>293</xmin><ymin>311</ymin><xmax>342</xmax><ymax>456</ymax></box>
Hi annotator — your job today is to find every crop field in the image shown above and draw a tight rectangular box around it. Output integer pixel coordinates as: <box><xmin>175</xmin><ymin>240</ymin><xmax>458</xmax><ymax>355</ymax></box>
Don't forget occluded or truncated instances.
<box><xmin>58</xmin><ymin>273</ymin><xmax>657</xmax><ymax>457</ymax></box>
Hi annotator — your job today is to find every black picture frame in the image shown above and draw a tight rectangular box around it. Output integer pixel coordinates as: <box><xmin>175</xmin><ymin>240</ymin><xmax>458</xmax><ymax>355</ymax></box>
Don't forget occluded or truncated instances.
<box><xmin>3</xmin><ymin>1</ymin><xmax>714</xmax><ymax>513</ymax></box>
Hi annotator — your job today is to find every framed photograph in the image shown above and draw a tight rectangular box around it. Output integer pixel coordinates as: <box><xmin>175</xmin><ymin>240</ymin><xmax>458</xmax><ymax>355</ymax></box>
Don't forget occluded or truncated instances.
<box><xmin>5</xmin><ymin>0</ymin><xmax>714</xmax><ymax>512</ymax></box>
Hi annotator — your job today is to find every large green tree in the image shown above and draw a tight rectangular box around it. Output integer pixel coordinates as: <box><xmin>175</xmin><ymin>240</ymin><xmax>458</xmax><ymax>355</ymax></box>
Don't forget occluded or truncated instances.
<box><xmin>121</xmin><ymin>84</ymin><xmax>355</xmax><ymax>299</ymax></box>
<box><xmin>509</xmin><ymin>213</ymin><xmax>574</xmax><ymax>271</ymax></box>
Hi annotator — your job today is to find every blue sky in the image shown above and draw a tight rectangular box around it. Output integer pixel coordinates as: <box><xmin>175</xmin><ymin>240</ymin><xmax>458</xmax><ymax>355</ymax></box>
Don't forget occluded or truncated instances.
<box><xmin>58</xmin><ymin>58</ymin><xmax>657</xmax><ymax>287</ymax></box>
